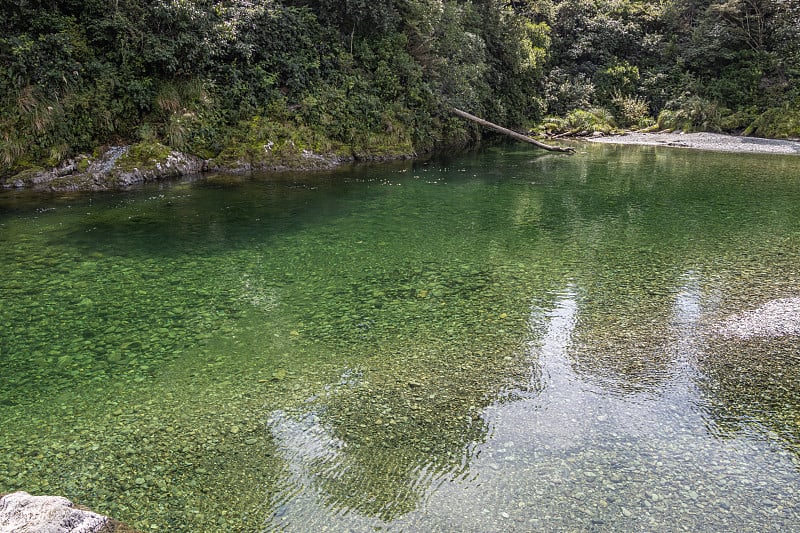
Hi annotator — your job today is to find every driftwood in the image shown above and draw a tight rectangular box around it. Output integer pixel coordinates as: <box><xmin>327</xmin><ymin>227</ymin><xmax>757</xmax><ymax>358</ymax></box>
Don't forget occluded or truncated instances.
<box><xmin>452</xmin><ymin>108</ymin><xmax>574</xmax><ymax>153</ymax></box>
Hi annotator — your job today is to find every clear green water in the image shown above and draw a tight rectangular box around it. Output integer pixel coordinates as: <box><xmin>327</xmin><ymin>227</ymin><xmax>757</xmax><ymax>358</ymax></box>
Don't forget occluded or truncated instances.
<box><xmin>1</xmin><ymin>143</ymin><xmax>800</xmax><ymax>531</ymax></box>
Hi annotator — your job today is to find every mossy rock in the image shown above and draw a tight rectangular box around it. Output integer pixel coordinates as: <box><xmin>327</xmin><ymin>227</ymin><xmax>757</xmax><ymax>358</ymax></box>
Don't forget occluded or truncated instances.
<box><xmin>5</xmin><ymin>166</ymin><xmax>46</xmax><ymax>186</ymax></box>
<box><xmin>213</xmin><ymin>138</ymin><xmax>337</xmax><ymax>171</ymax></box>
<box><xmin>48</xmin><ymin>174</ymin><xmax>96</xmax><ymax>190</ymax></box>
<box><xmin>353</xmin><ymin>131</ymin><xmax>415</xmax><ymax>158</ymax></box>
<box><xmin>115</xmin><ymin>142</ymin><xmax>172</xmax><ymax>172</ymax></box>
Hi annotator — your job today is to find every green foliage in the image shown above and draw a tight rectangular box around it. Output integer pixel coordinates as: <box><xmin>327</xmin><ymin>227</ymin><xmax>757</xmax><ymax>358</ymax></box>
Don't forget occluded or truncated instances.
<box><xmin>610</xmin><ymin>91</ymin><xmax>653</xmax><ymax>129</ymax></box>
<box><xmin>537</xmin><ymin>107</ymin><xmax>620</xmax><ymax>135</ymax></box>
<box><xmin>594</xmin><ymin>61</ymin><xmax>640</xmax><ymax>100</ymax></box>
<box><xmin>4</xmin><ymin>0</ymin><xmax>800</xmax><ymax>177</ymax></box>
<box><xmin>2</xmin><ymin>0</ymin><xmax>561</xmax><ymax>176</ymax></box>
<box><xmin>291</xmin><ymin>0</ymin><xmax>401</xmax><ymax>35</ymax></box>
<box><xmin>565</xmin><ymin>107</ymin><xmax>618</xmax><ymax>133</ymax></box>
<box><xmin>744</xmin><ymin>106</ymin><xmax>800</xmax><ymax>138</ymax></box>
<box><xmin>537</xmin><ymin>0</ymin><xmax>800</xmax><ymax>135</ymax></box>
<box><xmin>542</xmin><ymin>68</ymin><xmax>596</xmax><ymax>115</ymax></box>
<box><xmin>656</xmin><ymin>96</ymin><xmax>726</xmax><ymax>132</ymax></box>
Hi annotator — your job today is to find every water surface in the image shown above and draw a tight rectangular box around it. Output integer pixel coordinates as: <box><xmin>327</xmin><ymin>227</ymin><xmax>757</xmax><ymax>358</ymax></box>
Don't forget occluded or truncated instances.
<box><xmin>1</xmin><ymin>143</ymin><xmax>799</xmax><ymax>531</ymax></box>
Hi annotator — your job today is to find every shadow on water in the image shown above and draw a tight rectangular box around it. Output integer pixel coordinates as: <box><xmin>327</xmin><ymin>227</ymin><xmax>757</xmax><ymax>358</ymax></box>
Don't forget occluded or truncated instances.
<box><xmin>52</xmin><ymin>174</ymin><xmax>388</xmax><ymax>258</ymax></box>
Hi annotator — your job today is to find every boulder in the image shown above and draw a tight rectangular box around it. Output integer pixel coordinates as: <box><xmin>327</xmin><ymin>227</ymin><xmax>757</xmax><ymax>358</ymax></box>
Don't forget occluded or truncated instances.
<box><xmin>0</xmin><ymin>492</ymin><xmax>136</xmax><ymax>533</ymax></box>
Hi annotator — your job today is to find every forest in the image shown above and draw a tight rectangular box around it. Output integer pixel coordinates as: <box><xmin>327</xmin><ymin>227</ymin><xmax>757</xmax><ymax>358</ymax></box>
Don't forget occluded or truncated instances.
<box><xmin>2</xmin><ymin>0</ymin><xmax>799</xmax><ymax>177</ymax></box>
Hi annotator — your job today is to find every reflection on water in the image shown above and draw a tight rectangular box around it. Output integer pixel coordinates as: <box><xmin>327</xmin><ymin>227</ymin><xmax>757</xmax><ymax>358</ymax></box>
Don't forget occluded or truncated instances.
<box><xmin>1</xmin><ymin>143</ymin><xmax>799</xmax><ymax>531</ymax></box>
<box><xmin>265</xmin><ymin>280</ymin><xmax>800</xmax><ymax>531</ymax></box>
<box><xmin>438</xmin><ymin>286</ymin><xmax>798</xmax><ymax>532</ymax></box>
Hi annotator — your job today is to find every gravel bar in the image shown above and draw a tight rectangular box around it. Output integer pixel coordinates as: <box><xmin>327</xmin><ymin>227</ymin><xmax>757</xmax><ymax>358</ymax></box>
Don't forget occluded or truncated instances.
<box><xmin>587</xmin><ymin>132</ymin><xmax>800</xmax><ymax>155</ymax></box>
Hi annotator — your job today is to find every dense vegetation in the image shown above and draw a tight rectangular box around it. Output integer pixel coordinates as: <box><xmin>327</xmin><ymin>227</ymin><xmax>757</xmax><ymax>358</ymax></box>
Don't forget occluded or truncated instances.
<box><xmin>2</xmin><ymin>0</ymin><xmax>799</xmax><ymax>177</ymax></box>
<box><xmin>537</xmin><ymin>0</ymin><xmax>800</xmax><ymax>135</ymax></box>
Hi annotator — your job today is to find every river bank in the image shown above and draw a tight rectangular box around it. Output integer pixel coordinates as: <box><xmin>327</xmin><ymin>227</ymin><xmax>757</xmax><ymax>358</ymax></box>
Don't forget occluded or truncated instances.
<box><xmin>587</xmin><ymin>132</ymin><xmax>800</xmax><ymax>155</ymax></box>
<box><xmin>0</xmin><ymin>141</ymin><xmax>416</xmax><ymax>193</ymax></box>
<box><xmin>4</xmin><ymin>131</ymin><xmax>799</xmax><ymax>193</ymax></box>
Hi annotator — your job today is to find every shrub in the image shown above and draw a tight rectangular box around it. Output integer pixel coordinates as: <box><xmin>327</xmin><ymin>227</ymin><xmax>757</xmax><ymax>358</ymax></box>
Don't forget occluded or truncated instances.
<box><xmin>610</xmin><ymin>91</ymin><xmax>652</xmax><ymax>129</ymax></box>
<box><xmin>657</xmin><ymin>96</ymin><xmax>725</xmax><ymax>132</ymax></box>
<box><xmin>543</xmin><ymin>68</ymin><xmax>595</xmax><ymax>116</ymax></box>
<box><xmin>743</xmin><ymin>106</ymin><xmax>800</xmax><ymax>138</ymax></box>
<box><xmin>595</xmin><ymin>61</ymin><xmax>641</xmax><ymax>101</ymax></box>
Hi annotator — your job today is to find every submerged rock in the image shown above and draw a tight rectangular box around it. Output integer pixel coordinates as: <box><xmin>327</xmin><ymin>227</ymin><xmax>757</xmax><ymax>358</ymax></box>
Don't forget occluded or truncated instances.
<box><xmin>0</xmin><ymin>491</ymin><xmax>136</xmax><ymax>533</ymax></box>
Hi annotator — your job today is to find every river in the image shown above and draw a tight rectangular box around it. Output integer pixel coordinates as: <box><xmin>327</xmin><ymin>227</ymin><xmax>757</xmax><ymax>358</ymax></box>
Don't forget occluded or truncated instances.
<box><xmin>1</xmin><ymin>142</ymin><xmax>799</xmax><ymax>531</ymax></box>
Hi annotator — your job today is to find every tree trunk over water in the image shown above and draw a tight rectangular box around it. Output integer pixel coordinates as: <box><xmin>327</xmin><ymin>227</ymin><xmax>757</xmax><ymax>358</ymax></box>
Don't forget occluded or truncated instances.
<box><xmin>452</xmin><ymin>108</ymin><xmax>574</xmax><ymax>153</ymax></box>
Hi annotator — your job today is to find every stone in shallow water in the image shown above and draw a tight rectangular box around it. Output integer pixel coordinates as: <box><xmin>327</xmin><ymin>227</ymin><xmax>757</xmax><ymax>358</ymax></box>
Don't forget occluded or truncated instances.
<box><xmin>715</xmin><ymin>297</ymin><xmax>800</xmax><ymax>339</ymax></box>
<box><xmin>0</xmin><ymin>491</ymin><xmax>109</xmax><ymax>532</ymax></box>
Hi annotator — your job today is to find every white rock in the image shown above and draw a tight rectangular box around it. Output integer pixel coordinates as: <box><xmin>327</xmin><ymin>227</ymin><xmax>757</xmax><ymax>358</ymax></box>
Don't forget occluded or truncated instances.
<box><xmin>0</xmin><ymin>491</ymin><xmax>110</xmax><ymax>533</ymax></box>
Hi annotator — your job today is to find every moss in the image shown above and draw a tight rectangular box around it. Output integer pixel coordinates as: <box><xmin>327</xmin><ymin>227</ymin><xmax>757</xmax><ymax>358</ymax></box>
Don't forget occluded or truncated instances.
<box><xmin>189</xmin><ymin>113</ymin><xmax>419</xmax><ymax>172</ymax></box>
<box><xmin>115</xmin><ymin>142</ymin><xmax>172</xmax><ymax>172</ymax></box>
<box><xmin>352</xmin><ymin>131</ymin><xmax>415</xmax><ymax>158</ymax></box>
<box><xmin>212</xmin><ymin>141</ymin><xmax>281</xmax><ymax>170</ymax></box>
<box><xmin>209</xmin><ymin>141</ymin><xmax>248</xmax><ymax>169</ymax></box>
<box><xmin>215</xmin><ymin>119</ymin><xmax>349</xmax><ymax>170</ymax></box>
<box><xmin>76</xmin><ymin>157</ymin><xmax>91</xmax><ymax>173</ymax></box>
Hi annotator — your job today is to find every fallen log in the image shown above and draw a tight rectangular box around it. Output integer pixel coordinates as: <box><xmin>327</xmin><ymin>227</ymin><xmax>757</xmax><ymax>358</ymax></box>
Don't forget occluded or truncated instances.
<box><xmin>452</xmin><ymin>108</ymin><xmax>574</xmax><ymax>153</ymax></box>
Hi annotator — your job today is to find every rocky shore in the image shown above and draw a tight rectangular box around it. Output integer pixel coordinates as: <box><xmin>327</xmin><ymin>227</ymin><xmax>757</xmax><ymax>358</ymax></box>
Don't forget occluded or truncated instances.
<box><xmin>587</xmin><ymin>131</ymin><xmax>800</xmax><ymax>155</ymax></box>
<box><xmin>5</xmin><ymin>132</ymin><xmax>798</xmax><ymax>193</ymax></box>
<box><xmin>0</xmin><ymin>141</ymin><xmax>409</xmax><ymax>193</ymax></box>
<box><xmin>1</xmin><ymin>146</ymin><xmax>206</xmax><ymax>192</ymax></box>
